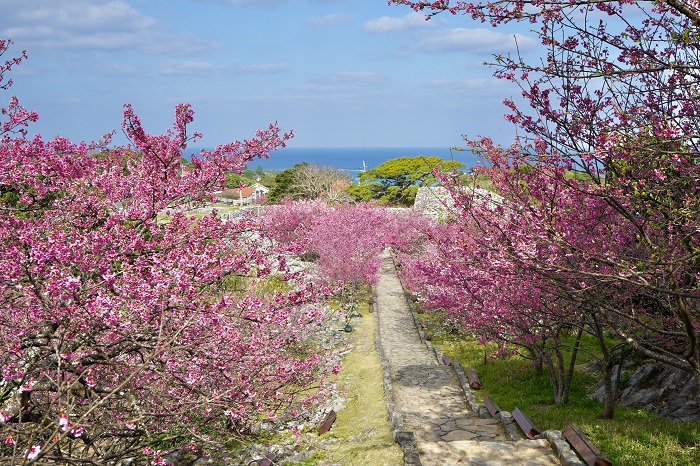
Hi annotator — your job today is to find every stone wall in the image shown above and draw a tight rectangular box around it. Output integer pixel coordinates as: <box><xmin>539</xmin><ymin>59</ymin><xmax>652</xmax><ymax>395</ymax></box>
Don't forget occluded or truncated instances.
<box><xmin>414</xmin><ymin>186</ymin><xmax>503</xmax><ymax>221</ymax></box>
<box><xmin>413</xmin><ymin>187</ymin><xmax>454</xmax><ymax>221</ymax></box>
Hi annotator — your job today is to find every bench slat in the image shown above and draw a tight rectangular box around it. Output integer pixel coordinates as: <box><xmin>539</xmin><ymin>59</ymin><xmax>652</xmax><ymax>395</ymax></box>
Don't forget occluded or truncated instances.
<box><xmin>484</xmin><ymin>397</ymin><xmax>501</xmax><ymax>417</ymax></box>
<box><xmin>563</xmin><ymin>424</ymin><xmax>612</xmax><ymax>466</ymax></box>
<box><xmin>512</xmin><ymin>407</ymin><xmax>540</xmax><ymax>439</ymax></box>
<box><xmin>318</xmin><ymin>410</ymin><xmax>337</xmax><ymax>435</ymax></box>
<box><xmin>466</xmin><ymin>368</ymin><xmax>481</xmax><ymax>389</ymax></box>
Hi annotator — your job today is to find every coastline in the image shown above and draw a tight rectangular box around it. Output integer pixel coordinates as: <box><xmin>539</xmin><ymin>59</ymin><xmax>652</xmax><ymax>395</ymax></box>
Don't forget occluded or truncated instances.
<box><xmin>184</xmin><ymin>146</ymin><xmax>478</xmax><ymax>172</ymax></box>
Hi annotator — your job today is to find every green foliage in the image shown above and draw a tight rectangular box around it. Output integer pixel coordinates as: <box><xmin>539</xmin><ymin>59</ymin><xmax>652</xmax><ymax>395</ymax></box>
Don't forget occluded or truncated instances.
<box><xmin>224</xmin><ymin>170</ymin><xmax>258</xmax><ymax>189</ymax></box>
<box><xmin>253</xmin><ymin>274</ymin><xmax>292</xmax><ymax>297</ymax></box>
<box><xmin>0</xmin><ymin>185</ymin><xmax>20</xmax><ymax>208</ymax></box>
<box><xmin>242</xmin><ymin>168</ymin><xmax>257</xmax><ymax>180</ymax></box>
<box><xmin>224</xmin><ymin>171</ymin><xmax>245</xmax><ymax>188</ymax></box>
<box><xmin>564</xmin><ymin>170</ymin><xmax>594</xmax><ymax>181</ymax></box>
<box><xmin>344</xmin><ymin>183</ymin><xmax>377</xmax><ymax>202</ymax></box>
<box><xmin>224</xmin><ymin>165</ymin><xmax>277</xmax><ymax>189</ymax></box>
<box><xmin>266</xmin><ymin>165</ymin><xmax>300</xmax><ymax>203</ymax></box>
<box><xmin>0</xmin><ymin>183</ymin><xmax>63</xmax><ymax>219</ymax></box>
<box><xmin>351</xmin><ymin>156</ymin><xmax>464</xmax><ymax>206</ymax></box>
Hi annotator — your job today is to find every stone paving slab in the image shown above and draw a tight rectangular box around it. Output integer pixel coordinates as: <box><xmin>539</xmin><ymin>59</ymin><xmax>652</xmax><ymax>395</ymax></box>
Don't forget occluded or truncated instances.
<box><xmin>418</xmin><ymin>438</ymin><xmax>560</xmax><ymax>466</ymax></box>
<box><xmin>374</xmin><ymin>251</ymin><xmax>561</xmax><ymax>466</ymax></box>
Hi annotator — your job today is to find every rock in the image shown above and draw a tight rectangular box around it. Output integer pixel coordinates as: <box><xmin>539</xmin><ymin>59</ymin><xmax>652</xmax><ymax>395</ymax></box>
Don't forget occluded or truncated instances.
<box><xmin>164</xmin><ymin>447</ymin><xmax>202</xmax><ymax>466</ymax></box>
<box><xmin>192</xmin><ymin>457</ymin><xmax>228</xmax><ymax>466</ymax></box>
<box><xmin>319</xmin><ymin>438</ymin><xmax>340</xmax><ymax>448</ymax></box>
<box><xmin>592</xmin><ymin>362</ymin><xmax>700</xmax><ymax>421</ymax></box>
<box><xmin>544</xmin><ymin>430</ymin><xmax>585</xmax><ymax>466</ymax></box>
<box><xmin>285</xmin><ymin>449</ymin><xmax>313</xmax><ymax>463</ymax></box>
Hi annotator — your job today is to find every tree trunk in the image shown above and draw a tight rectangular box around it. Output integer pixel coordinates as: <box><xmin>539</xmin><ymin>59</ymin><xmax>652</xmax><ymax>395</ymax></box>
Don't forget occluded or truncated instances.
<box><xmin>600</xmin><ymin>360</ymin><xmax>618</xmax><ymax>419</ymax></box>
<box><xmin>528</xmin><ymin>346</ymin><xmax>544</xmax><ymax>375</ymax></box>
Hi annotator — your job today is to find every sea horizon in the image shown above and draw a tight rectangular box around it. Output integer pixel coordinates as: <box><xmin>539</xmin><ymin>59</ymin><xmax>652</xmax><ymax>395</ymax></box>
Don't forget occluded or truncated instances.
<box><xmin>183</xmin><ymin>146</ymin><xmax>479</xmax><ymax>172</ymax></box>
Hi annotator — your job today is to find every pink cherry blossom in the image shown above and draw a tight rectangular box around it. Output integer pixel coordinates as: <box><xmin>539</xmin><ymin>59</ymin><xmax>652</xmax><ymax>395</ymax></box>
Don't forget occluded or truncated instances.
<box><xmin>25</xmin><ymin>445</ymin><xmax>40</xmax><ymax>460</ymax></box>
<box><xmin>0</xmin><ymin>39</ymin><xmax>329</xmax><ymax>464</ymax></box>
<box><xmin>391</xmin><ymin>0</ymin><xmax>700</xmax><ymax>418</ymax></box>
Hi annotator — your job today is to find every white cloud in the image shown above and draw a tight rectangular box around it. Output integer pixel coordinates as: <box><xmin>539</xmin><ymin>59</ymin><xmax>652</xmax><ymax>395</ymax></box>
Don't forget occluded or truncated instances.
<box><xmin>308</xmin><ymin>13</ymin><xmax>355</xmax><ymax>27</ymax></box>
<box><xmin>10</xmin><ymin>0</ymin><xmax>157</xmax><ymax>32</ymax></box>
<box><xmin>238</xmin><ymin>63</ymin><xmax>290</xmax><ymax>73</ymax></box>
<box><xmin>417</xmin><ymin>28</ymin><xmax>536</xmax><ymax>53</ymax></box>
<box><xmin>364</xmin><ymin>12</ymin><xmax>429</xmax><ymax>33</ymax></box>
<box><xmin>158</xmin><ymin>61</ymin><xmax>216</xmax><ymax>76</ymax></box>
<box><xmin>0</xmin><ymin>0</ymin><xmax>221</xmax><ymax>55</ymax></box>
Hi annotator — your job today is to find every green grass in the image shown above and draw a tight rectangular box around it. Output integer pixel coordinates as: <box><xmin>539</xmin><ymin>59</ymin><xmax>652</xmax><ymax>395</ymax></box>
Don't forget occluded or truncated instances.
<box><xmin>418</xmin><ymin>310</ymin><xmax>700</xmax><ymax>466</ymax></box>
<box><xmin>304</xmin><ymin>292</ymin><xmax>403</xmax><ymax>466</ymax></box>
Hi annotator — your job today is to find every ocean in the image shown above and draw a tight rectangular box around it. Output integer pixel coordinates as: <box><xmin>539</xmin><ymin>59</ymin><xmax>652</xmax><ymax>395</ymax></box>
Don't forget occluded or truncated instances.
<box><xmin>184</xmin><ymin>146</ymin><xmax>480</xmax><ymax>172</ymax></box>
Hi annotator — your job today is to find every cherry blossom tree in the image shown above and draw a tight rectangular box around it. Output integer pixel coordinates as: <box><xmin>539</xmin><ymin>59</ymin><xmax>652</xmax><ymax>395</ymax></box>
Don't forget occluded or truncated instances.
<box><xmin>0</xmin><ymin>41</ymin><xmax>336</xmax><ymax>464</ymax></box>
<box><xmin>262</xmin><ymin>200</ymin><xmax>429</xmax><ymax>306</ymax></box>
<box><xmin>398</xmin><ymin>204</ymin><xmax>590</xmax><ymax>405</ymax></box>
<box><xmin>390</xmin><ymin>0</ymin><xmax>700</xmax><ymax>415</ymax></box>
<box><xmin>0</xmin><ymin>40</ymin><xmax>37</xmax><ymax>138</ymax></box>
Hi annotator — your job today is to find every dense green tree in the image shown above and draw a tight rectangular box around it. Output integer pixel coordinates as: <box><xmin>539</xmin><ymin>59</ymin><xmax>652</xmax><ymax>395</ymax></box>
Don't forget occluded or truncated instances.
<box><xmin>224</xmin><ymin>171</ymin><xmax>247</xmax><ymax>188</ymax></box>
<box><xmin>348</xmin><ymin>156</ymin><xmax>464</xmax><ymax>206</ymax></box>
<box><xmin>344</xmin><ymin>183</ymin><xmax>376</xmax><ymax>203</ymax></box>
<box><xmin>224</xmin><ymin>165</ymin><xmax>275</xmax><ymax>189</ymax></box>
<box><xmin>266</xmin><ymin>165</ymin><xmax>302</xmax><ymax>203</ymax></box>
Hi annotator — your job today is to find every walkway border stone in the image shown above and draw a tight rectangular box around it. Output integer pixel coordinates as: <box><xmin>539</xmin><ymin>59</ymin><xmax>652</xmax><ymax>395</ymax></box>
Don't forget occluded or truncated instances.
<box><xmin>373</xmin><ymin>285</ymin><xmax>423</xmax><ymax>466</ymax></box>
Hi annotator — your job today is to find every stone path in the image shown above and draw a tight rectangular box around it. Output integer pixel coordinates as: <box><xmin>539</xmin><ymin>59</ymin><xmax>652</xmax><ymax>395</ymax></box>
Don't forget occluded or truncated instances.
<box><xmin>374</xmin><ymin>251</ymin><xmax>562</xmax><ymax>466</ymax></box>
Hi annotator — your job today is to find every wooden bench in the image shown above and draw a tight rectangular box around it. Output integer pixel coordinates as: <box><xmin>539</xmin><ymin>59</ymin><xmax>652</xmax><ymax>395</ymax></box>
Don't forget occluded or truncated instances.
<box><xmin>512</xmin><ymin>407</ymin><xmax>540</xmax><ymax>439</ymax></box>
<box><xmin>484</xmin><ymin>396</ymin><xmax>501</xmax><ymax>417</ymax></box>
<box><xmin>466</xmin><ymin>368</ymin><xmax>481</xmax><ymax>389</ymax></box>
<box><xmin>318</xmin><ymin>410</ymin><xmax>337</xmax><ymax>435</ymax></box>
<box><xmin>442</xmin><ymin>353</ymin><xmax>453</xmax><ymax>366</ymax></box>
<box><xmin>258</xmin><ymin>453</ymin><xmax>275</xmax><ymax>466</ymax></box>
<box><xmin>563</xmin><ymin>424</ymin><xmax>612</xmax><ymax>466</ymax></box>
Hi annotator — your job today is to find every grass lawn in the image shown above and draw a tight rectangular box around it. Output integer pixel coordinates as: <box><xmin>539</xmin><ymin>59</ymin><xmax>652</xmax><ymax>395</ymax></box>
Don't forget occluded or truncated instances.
<box><xmin>303</xmin><ymin>292</ymin><xmax>403</xmax><ymax>466</ymax></box>
<box><xmin>419</xmin><ymin>310</ymin><xmax>700</xmax><ymax>466</ymax></box>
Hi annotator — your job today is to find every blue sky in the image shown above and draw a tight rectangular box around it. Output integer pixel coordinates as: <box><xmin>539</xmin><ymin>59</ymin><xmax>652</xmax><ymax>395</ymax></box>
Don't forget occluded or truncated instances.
<box><xmin>1</xmin><ymin>0</ymin><xmax>536</xmax><ymax>148</ymax></box>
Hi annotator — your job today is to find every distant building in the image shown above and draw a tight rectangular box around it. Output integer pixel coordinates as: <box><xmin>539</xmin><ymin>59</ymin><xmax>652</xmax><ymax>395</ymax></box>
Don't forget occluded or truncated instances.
<box><xmin>214</xmin><ymin>183</ymin><xmax>269</xmax><ymax>205</ymax></box>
